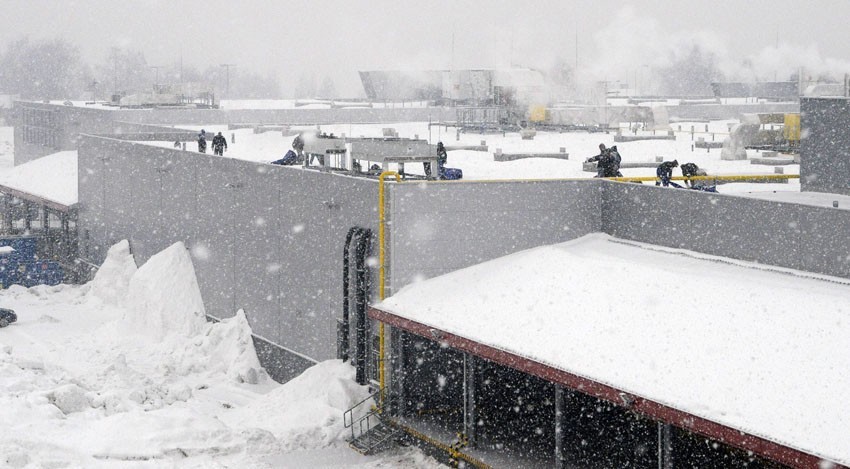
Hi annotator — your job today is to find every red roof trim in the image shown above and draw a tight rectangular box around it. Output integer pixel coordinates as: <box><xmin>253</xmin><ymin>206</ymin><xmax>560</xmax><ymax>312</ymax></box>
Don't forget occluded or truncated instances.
<box><xmin>369</xmin><ymin>306</ymin><xmax>844</xmax><ymax>469</ymax></box>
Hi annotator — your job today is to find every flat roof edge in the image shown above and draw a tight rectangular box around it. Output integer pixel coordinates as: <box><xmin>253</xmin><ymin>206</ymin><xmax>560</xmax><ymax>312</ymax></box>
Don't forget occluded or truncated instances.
<box><xmin>369</xmin><ymin>306</ymin><xmax>843</xmax><ymax>469</ymax></box>
<box><xmin>0</xmin><ymin>183</ymin><xmax>75</xmax><ymax>212</ymax></box>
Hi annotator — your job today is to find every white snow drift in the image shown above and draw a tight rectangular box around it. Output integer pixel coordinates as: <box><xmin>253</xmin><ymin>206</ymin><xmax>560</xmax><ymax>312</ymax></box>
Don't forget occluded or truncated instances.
<box><xmin>0</xmin><ymin>240</ymin><xmax>433</xmax><ymax>468</ymax></box>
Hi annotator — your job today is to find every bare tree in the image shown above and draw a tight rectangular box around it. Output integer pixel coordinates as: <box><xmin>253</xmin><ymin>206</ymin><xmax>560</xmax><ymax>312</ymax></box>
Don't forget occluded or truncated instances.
<box><xmin>318</xmin><ymin>76</ymin><xmax>337</xmax><ymax>99</ymax></box>
<box><xmin>97</xmin><ymin>48</ymin><xmax>150</xmax><ymax>95</ymax></box>
<box><xmin>657</xmin><ymin>45</ymin><xmax>725</xmax><ymax>96</ymax></box>
<box><xmin>0</xmin><ymin>37</ymin><xmax>90</xmax><ymax>99</ymax></box>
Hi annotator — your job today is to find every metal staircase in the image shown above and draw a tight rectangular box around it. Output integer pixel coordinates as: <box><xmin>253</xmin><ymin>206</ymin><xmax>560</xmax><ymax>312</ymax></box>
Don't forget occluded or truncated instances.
<box><xmin>344</xmin><ymin>388</ymin><xmax>401</xmax><ymax>455</ymax></box>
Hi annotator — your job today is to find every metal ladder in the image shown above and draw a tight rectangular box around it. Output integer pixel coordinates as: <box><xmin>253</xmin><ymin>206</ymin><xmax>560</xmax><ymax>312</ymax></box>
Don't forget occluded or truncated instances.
<box><xmin>344</xmin><ymin>387</ymin><xmax>401</xmax><ymax>455</ymax></box>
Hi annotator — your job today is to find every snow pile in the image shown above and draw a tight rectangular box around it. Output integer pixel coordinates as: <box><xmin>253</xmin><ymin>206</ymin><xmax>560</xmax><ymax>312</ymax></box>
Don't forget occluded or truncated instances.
<box><xmin>0</xmin><ymin>239</ymin><xmax>438</xmax><ymax>467</ymax></box>
<box><xmin>87</xmin><ymin>240</ymin><xmax>137</xmax><ymax>306</ymax></box>
<box><xmin>174</xmin><ymin>309</ymin><xmax>267</xmax><ymax>384</ymax></box>
<box><xmin>86</xmin><ymin>240</ymin><xmax>266</xmax><ymax>385</ymax></box>
<box><xmin>124</xmin><ymin>241</ymin><xmax>207</xmax><ymax>339</ymax></box>
<box><xmin>225</xmin><ymin>360</ymin><xmax>370</xmax><ymax>450</ymax></box>
<box><xmin>46</xmin><ymin>383</ymin><xmax>90</xmax><ymax>414</ymax></box>
<box><xmin>71</xmin><ymin>407</ymin><xmax>241</xmax><ymax>462</ymax></box>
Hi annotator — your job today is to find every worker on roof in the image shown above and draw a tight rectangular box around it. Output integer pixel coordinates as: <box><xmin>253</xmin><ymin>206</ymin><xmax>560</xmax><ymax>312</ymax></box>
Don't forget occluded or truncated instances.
<box><xmin>212</xmin><ymin>132</ymin><xmax>228</xmax><ymax>156</ymax></box>
<box><xmin>681</xmin><ymin>162</ymin><xmax>718</xmax><ymax>190</ymax></box>
<box><xmin>656</xmin><ymin>160</ymin><xmax>681</xmax><ymax>187</ymax></box>
<box><xmin>425</xmin><ymin>142</ymin><xmax>448</xmax><ymax>179</ymax></box>
<box><xmin>586</xmin><ymin>143</ymin><xmax>621</xmax><ymax>178</ymax></box>
<box><xmin>197</xmin><ymin>129</ymin><xmax>207</xmax><ymax>154</ymax></box>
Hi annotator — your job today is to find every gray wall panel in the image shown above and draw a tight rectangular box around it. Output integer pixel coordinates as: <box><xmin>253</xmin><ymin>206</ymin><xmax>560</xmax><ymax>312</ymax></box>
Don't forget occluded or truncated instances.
<box><xmin>800</xmin><ymin>207</ymin><xmax>850</xmax><ymax>277</ymax></box>
<box><xmin>158</xmin><ymin>149</ymin><xmax>199</xmax><ymax>247</ymax></box>
<box><xmin>386</xmin><ymin>179</ymin><xmax>602</xmax><ymax>295</ymax></box>
<box><xmin>801</xmin><ymin>98</ymin><xmax>850</xmax><ymax>196</ymax></box>
<box><xmin>193</xmin><ymin>156</ymin><xmax>243</xmax><ymax>318</ymax></box>
<box><xmin>77</xmin><ymin>136</ymin><xmax>380</xmax><ymax>374</ymax></box>
<box><xmin>600</xmin><ymin>181</ymin><xmax>850</xmax><ymax>276</ymax></box>
<box><xmin>76</xmin><ymin>138</ymin><xmax>106</xmax><ymax>262</ymax></box>
<box><xmin>232</xmin><ymin>164</ymin><xmax>283</xmax><ymax>341</ymax></box>
<box><xmin>78</xmin><ymin>134</ymin><xmax>850</xmax><ymax>384</ymax></box>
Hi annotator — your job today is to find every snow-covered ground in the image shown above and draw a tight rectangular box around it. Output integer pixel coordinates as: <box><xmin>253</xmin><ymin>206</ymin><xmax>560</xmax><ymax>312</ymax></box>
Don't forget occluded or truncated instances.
<box><xmin>0</xmin><ymin>241</ymin><xmax>442</xmax><ymax>468</ymax></box>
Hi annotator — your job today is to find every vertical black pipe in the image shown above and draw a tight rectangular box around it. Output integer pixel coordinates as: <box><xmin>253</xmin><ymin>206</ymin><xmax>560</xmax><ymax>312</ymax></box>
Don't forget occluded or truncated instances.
<box><xmin>354</xmin><ymin>228</ymin><xmax>372</xmax><ymax>385</ymax></box>
<box><xmin>341</xmin><ymin>227</ymin><xmax>361</xmax><ymax>362</ymax></box>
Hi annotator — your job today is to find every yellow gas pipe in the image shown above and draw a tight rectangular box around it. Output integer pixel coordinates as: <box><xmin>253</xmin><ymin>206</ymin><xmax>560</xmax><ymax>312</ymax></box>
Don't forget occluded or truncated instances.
<box><xmin>377</xmin><ymin>171</ymin><xmax>400</xmax><ymax>395</ymax></box>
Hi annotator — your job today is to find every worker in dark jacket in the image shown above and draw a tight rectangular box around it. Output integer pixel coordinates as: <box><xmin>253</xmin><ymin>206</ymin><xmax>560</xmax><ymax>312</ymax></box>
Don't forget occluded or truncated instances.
<box><xmin>607</xmin><ymin>145</ymin><xmax>623</xmax><ymax>177</ymax></box>
<box><xmin>212</xmin><ymin>132</ymin><xmax>228</xmax><ymax>156</ymax></box>
<box><xmin>680</xmin><ymin>162</ymin><xmax>699</xmax><ymax>187</ymax></box>
<box><xmin>271</xmin><ymin>149</ymin><xmax>298</xmax><ymax>165</ymax></box>
<box><xmin>425</xmin><ymin>141</ymin><xmax>448</xmax><ymax>179</ymax></box>
<box><xmin>586</xmin><ymin>143</ymin><xmax>621</xmax><ymax>178</ymax></box>
<box><xmin>656</xmin><ymin>160</ymin><xmax>681</xmax><ymax>187</ymax></box>
<box><xmin>197</xmin><ymin>129</ymin><xmax>207</xmax><ymax>153</ymax></box>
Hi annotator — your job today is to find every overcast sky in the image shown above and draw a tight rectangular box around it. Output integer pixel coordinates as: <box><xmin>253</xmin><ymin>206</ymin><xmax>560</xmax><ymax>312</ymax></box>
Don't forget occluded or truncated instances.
<box><xmin>2</xmin><ymin>0</ymin><xmax>849</xmax><ymax>95</ymax></box>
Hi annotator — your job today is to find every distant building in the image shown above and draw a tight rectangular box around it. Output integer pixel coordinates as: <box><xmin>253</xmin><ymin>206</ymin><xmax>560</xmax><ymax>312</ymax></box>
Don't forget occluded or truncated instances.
<box><xmin>710</xmin><ymin>81</ymin><xmax>799</xmax><ymax>100</ymax></box>
<box><xmin>360</xmin><ymin>69</ymin><xmax>546</xmax><ymax>107</ymax></box>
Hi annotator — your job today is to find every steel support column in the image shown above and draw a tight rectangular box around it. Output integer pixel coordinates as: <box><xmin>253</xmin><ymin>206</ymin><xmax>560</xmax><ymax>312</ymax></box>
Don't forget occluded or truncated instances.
<box><xmin>389</xmin><ymin>327</ymin><xmax>406</xmax><ymax>417</ymax></box>
<box><xmin>463</xmin><ymin>353</ymin><xmax>476</xmax><ymax>446</ymax></box>
<box><xmin>41</xmin><ymin>205</ymin><xmax>48</xmax><ymax>231</ymax></box>
<box><xmin>555</xmin><ymin>385</ymin><xmax>566</xmax><ymax>469</ymax></box>
<box><xmin>2</xmin><ymin>195</ymin><xmax>10</xmax><ymax>233</ymax></box>
<box><xmin>23</xmin><ymin>201</ymin><xmax>31</xmax><ymax>231</ymax></box>
<box><xmin>657</xmin><ymin>422</ymin><xmax>673</xmax><ymax>469</ymax></box>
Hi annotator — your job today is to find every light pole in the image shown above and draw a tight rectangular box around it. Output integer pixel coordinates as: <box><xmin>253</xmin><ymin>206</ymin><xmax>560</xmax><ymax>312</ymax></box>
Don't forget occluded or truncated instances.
<box><xmin>220</xmin><ymin>63</ymin><xmax>236</xmax><ymax>99</ymax></box>
<box><xmin>150</xmin><ymin>65</ymin><xmax>163</xmax><ymax>90</ymax></box>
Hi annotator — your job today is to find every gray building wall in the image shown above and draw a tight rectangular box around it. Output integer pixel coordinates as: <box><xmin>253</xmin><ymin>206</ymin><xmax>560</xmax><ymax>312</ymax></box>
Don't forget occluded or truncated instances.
<box><xmin>14</xmin><ymin>102</ymin><xmax>117</xmax><ymax>165</ymax></box>
<box><xmin>116</xmin><ymin>107</ymin><xmax>457</xmax><ymax>126</ymax></box>
<box><xmin>77</xmin><ymin>136</ymin><xmax>381</xmax><ymax>381</ymax></box>
<box><xmin>77</xmin><ymin>111</ymin><xmax>850</xmax><ymax>383</ymax></box>
<box><xmin>800</xmin><ymin>97</ymin><xmax>850</xmax><ymax>196</ymax></box>
<box><xmin>601</xmin><ymin>181</ymin><xmax>850</xmax><ymax>278</ymax></box>
<box><xmin>385</xmin><ymin>180</ymin><xmax>602</xmax><ymax>293</ymax></box>
<box><xmin>15</xmin><ymin>101</ymin><xmax>457</xmax><ymax>165</ymax></box>
<box><xmin>666</xmin><ymin>103</ymin><xmax>799</xmax><ymax>121</ymax></box>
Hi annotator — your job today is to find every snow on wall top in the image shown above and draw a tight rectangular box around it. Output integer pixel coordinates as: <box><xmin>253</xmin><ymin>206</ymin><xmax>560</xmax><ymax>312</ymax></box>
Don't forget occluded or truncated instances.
<box><xmin>0</xmin><ymin>150</ymin><xmax>77</xmax><ymax>206</ymax></box>
<box><xmin>377</xmin><ymin>233</ymin><xmax>850</xmax><ymax>466</ymax></box>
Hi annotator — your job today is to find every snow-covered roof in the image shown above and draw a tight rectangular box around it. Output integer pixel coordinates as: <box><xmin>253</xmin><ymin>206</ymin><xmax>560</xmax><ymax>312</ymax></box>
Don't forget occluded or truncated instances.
<box><xmin>376</xmin><ymin>234</ymin><xmax>850</xmax><ymax>466</ymax></box>
<box><xmin>0</xmin><ymin>151</ymin><xmax>78</xmax><ymax>208</ymax></box>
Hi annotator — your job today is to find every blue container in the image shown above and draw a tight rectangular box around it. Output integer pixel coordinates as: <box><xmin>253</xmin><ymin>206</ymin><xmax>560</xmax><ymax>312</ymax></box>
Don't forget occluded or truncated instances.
<box><xmin>0</xmin><ymin>237</ymin><xmax>37</xmax><ymax>262</ymax></box>
<box><xmin>0</xmin><ymin>237</ymin><xmax>63</xmax><ymax>289</ymax></box>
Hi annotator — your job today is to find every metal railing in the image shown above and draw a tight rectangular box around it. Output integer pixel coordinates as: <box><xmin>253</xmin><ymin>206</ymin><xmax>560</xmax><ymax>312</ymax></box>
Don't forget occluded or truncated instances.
<box><xmin>343</xmin><ymin>387</ymin><xmax>398</xmax><ymax>448</ymax></box>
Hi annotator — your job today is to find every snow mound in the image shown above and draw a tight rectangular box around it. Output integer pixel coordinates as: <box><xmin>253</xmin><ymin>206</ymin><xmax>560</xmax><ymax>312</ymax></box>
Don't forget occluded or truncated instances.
<box><xmin>174</xmin><ymin>310</ymin><xmax>266</xmax><ymax>384</ymax></box>
<box><xmin>73</xmin><ymin>407</ymin><xmax>240</xmax><ymax>461</ymax></box>
<box><xmin>124</xmin><ymin>242</ymin><xmax>206</xmax><ymax>339</ymax></box>
<box><xmin>224</xmin><ymin>360</ymin><xmax>369</xmax><ymax>450</ymax></box>
<box><xmin>47</xmin><ymin>383</ymin><xmax>90</xmax><ymax>414</ymax></box>
<box><xmin>88</xmin><ymin>240</ymin><xmax>137</xmax><ymax>306</ymax></box>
